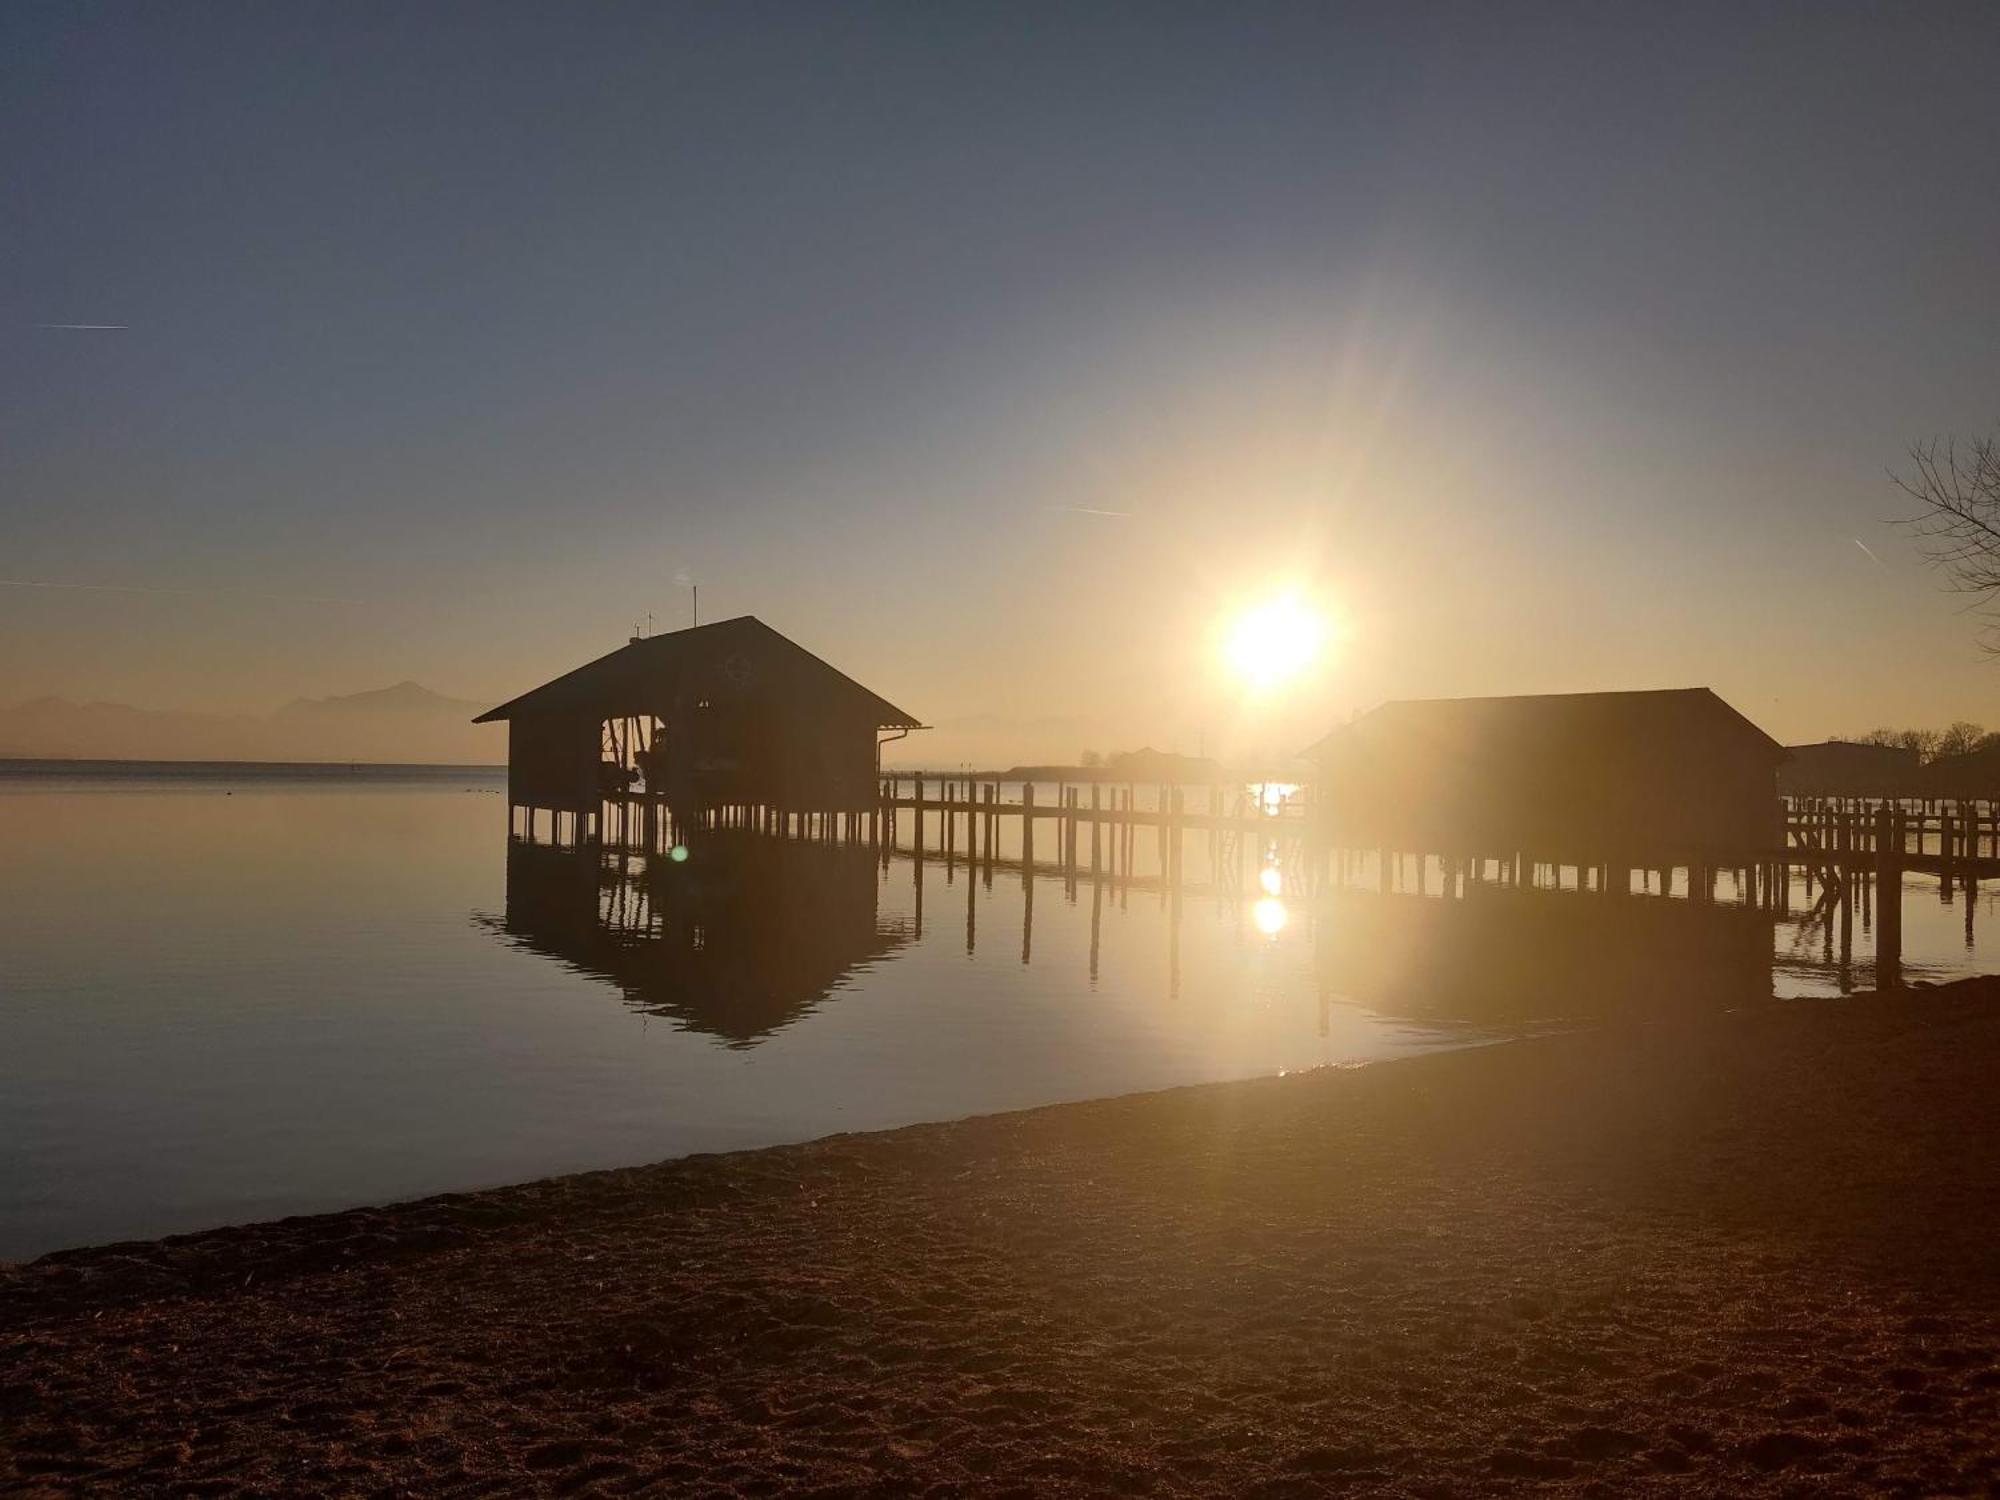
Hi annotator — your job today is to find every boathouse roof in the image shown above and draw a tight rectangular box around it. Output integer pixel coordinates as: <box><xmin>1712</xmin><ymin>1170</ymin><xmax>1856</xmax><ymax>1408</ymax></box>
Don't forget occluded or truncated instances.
<box><xmin>1301</xmin><ymin>687</ymin><xmax>1783</xmax><ymax>764</ymax></box>
<box><xmin>1782</xmin><ymin>738</ymin><xmax>1919</xmax><ymax>764</ymax></box>
<box><xmin>1779</xmin><ymin>738</ymin><xmax>1921</xmax><ymax>796</ymax></box>
<box><xmin>472</xmin><ymin>616</ymin><xmax>921</xmax><ymax>728</ymax></box>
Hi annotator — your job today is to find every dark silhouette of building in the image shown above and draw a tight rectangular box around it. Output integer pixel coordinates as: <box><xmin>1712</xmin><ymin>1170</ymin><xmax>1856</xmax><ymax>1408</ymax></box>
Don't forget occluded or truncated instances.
<box><xmin>1921</xmin><ymin>742</ymin><xmax>2000</xmax><ymax>799</ymax></box>
<box><xmin>489</xmin><ymin>834</ymin><xmax>909</xmax><ymax>1045</ymax></box>
<box><xmin>474</xmin><ymin>617</ymin><xmax>920</xmax><ymax>818</ymax></box>
<box><xmin>1779</xmin><ymin>739</ymin><xmax>1921</xmax><ymax>798</ymax></box>
<box><xmin>999</xmin><ymin>748</ymin><xmax>1224</xmax><ymax>784</ymax></box>
<box><xmin>1304</xmin><ymin>688</ymin><xmax>1784</xmax><ymax>856</ymax></box>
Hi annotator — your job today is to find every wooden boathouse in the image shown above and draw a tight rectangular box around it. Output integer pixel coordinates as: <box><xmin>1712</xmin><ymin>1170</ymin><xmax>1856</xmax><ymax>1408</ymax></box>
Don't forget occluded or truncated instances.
<box><xmin>1922</xmin><ymin>741</ymin><xmax>2000</xmax><ymax>799</ymax></box>
<box><xmin>1302</xmin><ymin>688</ymin><xmax>1787</xmax><ymax>858</ymax></box>
<box><xmin>474</xmin><ymin>616</ymin><xmax>921</xmax><ymax>842</ymax></box>
<box><xmin>1780</xmin><ymin>739</ymin><xmax>1922</xmax><ymax>798</ymax></box>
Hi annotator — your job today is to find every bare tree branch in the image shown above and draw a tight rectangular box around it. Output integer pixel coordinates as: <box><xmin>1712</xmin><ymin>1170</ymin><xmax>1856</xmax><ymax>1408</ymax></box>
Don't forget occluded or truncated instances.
<box><xmin>1892</xmin><ymin>432</ymin><xmax>2000</xmax><ymax>650</ymax></box>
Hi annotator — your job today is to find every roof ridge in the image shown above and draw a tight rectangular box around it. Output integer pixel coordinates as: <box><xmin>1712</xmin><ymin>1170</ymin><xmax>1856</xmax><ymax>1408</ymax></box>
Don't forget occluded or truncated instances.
<box><xmin>471</xmin><ymin>616</ymin><xmax>919</xmax><ymax>726</ymax></box>
<box><xmin>1301</xmin><ymin>686</ymin><xmax>1782</xmax><ymax>757</ymax></box>
<box><xmin>1377</xmin><ymin>686</ymin><xmax>1714</xmax><ymax>706</ymax></box>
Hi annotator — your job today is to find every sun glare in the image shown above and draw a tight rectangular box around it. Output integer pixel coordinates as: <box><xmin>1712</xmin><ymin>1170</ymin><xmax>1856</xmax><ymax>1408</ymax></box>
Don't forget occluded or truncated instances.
<box><xmin>1225</xmin><ymin>596</ymin><xmax>1326</xmax><ymax>691</ymax></box>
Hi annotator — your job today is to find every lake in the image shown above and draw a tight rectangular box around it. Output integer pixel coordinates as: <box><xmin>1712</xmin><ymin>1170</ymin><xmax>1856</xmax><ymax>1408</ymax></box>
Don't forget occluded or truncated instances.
<box><xmin>2</xmin><ymin>760</ymin><xmax>1994</xmax><ymax>1260</ymax></box>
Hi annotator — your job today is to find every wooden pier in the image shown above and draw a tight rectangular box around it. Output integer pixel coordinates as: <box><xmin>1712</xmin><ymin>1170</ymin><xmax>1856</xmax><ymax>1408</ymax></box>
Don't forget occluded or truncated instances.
<box><xmin>509</xmin><ymin>778</ymin><xmax>1999</xmax><ymax>992</ymax></box>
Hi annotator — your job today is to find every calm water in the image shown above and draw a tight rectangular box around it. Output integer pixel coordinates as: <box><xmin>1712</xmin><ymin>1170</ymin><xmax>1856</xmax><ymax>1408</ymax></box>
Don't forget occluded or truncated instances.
<box><xmin>3</xmin><ymin>762</ymin><xmax>1996</xmax><ymax>1259</ymax></box>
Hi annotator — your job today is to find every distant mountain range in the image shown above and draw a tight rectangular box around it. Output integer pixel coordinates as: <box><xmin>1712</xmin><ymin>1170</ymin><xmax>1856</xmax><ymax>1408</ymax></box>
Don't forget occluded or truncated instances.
<box><xmin>0</xmin><ymin>690</ymin><xmax>1180</xmax><ymax>770</ymax></box>
<box><xmin>0</xmin><ymin>683</ymin><xmax>502</xmax><ymax>765</ymax></box>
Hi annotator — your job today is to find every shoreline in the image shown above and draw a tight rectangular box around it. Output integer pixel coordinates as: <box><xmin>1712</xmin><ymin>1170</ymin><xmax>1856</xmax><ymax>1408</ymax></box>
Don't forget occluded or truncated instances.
<box><xmin>4</xmin><ymin>1021</ymin><xmax>1510</xmax><ymax>1277</ymax></box>
<box><xmin>6</xmin><ymin>980</ymin><xmax>1998</xmax><ymax>1494</ymax></box>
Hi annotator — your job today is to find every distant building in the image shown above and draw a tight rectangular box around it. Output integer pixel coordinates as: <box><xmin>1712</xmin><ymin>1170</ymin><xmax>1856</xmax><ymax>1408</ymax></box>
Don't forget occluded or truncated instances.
<box><xmin>1921</xmin><ymin>742</ymin><xmax>2000</xmax><ymax>799</ymax></box>
<box><xmin>474</xmin><ymin>617</ymin><xmax>921</xmax><ymax>816</ymax></box>
<box><xmin>1778</xmin><ymin>739</ymin><xmax>1921</xmax><ymax>798</ymax></box>
<box><xmin>1302</xmin><ymin>688</ymin><xmax>1784</xmax><ymax>855</ymax></box>
<box><xmin>998</xmin><ymin>747</ymin><xmax>1225</xmax><ymax>784</ymax></box>
<box><xmin>1103</xmin><ymin>747</ymin><xmax>1223</xmax><ymax>783</ymax></box>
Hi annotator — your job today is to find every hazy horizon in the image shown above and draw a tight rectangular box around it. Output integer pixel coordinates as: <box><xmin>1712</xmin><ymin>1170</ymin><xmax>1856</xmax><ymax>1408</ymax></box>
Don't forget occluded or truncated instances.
<box><xmin>6</xmin><ymin>3</ymin><xmax>1999</xmax><ymax>760</ymax></box>
<box><xmin>0</xmin><ymin>660</ymin><xmax>1991</xmax><ymax>771</ymax></box>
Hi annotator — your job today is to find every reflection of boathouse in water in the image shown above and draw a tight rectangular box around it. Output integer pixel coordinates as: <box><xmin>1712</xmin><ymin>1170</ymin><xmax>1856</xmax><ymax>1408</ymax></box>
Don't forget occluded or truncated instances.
<box><xmin>491</xmin><ymin>835</ymin><xmax>908</xmax><ymax>1045</ymax></box>
<box><xmin>1314</xmin><ymin>883</ymin><xmax>1774</xmax><ymax>1025</ymax></box>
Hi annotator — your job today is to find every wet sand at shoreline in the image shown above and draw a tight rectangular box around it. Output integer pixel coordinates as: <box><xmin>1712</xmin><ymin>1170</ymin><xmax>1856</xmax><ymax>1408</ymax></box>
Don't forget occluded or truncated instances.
<box><xmin>4</xmin><ymin>981</ymin><xmax>1998</xmax><ymax>1496</ymax></box>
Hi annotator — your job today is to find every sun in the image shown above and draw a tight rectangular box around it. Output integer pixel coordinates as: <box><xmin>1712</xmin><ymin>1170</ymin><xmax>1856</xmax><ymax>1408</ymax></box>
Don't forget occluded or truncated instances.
<box><xmin>1224</xmin><ymin>595</ymin><xmax>1327</xmax><ymax>691</ymax></box>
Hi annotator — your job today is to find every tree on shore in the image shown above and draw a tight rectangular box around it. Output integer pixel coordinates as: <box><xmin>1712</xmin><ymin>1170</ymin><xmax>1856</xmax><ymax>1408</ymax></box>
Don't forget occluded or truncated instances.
<box><xmin>1855</xmin><ymin>721</ymin><xmax>1996</xmax><ymax>762</ymax></box>
<box><xmin>1895</xmin><ymin>432</ymin><xmax>2000</xmax><ymax>650</ymax></box>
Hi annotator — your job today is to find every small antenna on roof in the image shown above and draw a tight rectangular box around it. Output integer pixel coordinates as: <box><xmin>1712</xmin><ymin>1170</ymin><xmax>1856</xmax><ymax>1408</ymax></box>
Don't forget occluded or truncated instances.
<box><xmin>692</xmin><ymin>584</ymin><xmax>699</xmax><ymax>628</ymax></box>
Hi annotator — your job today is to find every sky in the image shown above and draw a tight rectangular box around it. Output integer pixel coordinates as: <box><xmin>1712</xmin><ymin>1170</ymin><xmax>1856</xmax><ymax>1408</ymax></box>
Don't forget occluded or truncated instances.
<box><xmin>3</xmin><ymin>1</ymin><xmax>1998</xmax><ymax>763</ymax></box>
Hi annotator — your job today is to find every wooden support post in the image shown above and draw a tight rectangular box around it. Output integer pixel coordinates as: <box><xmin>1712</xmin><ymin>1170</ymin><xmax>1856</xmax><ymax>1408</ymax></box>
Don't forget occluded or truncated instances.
<box><xmin>967</xmin><ymin>795</ymin><xmax>979</xmax><ymax>956</ymax></box>
<box><xmin>1208</xmin><ymin>780</ymin><xmax>1219</xmax><ymax>871</ymax></box>
<box><xmin>1091</xmin><ymin>783</ymin><xmax>1102</xmax><ymax>876</ymax></box>
<box><xmin>1128</xmin><ymin>787</ymin><xmax>1138</xmax><ymax>881</ymax></box>
<box><xmin>1021</xmin><ymin>781</ymin><xmax>1035</xmax><ymax>869</ymax></box>
<box><xmin>1089</xmin><ymin>854</ymin><xmax>1103</xmax><ymax>983</ymax></box>
<box><xmin>1020</xmin><ymin>791</ymin><xmax>1036</xmax><ymax>965</ymax></box>
<box><xmin>1876</xmin><ymin>805</ymin><xmax>1903</xmax><ymax>989</ymax></box>
<box><xmin>1064</xmin><ymin>788</ymin><xmax>1080</xmax><ymax>892</ymax></box>
<box><xmin>1840</xmin><ymin>860</ymin><xmax>1853</xmax><ymax>972</ymax></box>
<box><xmin>982</xmin><ymin>784</ymin><xmax>995</xmax><ymax>877</ymax></box>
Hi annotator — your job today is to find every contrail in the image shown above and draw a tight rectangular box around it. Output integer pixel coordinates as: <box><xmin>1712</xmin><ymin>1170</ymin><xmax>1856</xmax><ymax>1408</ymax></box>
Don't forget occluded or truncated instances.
<box><xmin>34</xmin><ymin>323</ymin><xmax>127</xmax><ymax>330</ymax></box>
<box><xmin>1853</xmin><ymin>538</ymin><xmax>1883</xmax><ymax>565</ymax></box>
<box><xmin>0</xmin><ymin>578</ymin><xmax>362</xmax><ymax>606</ymax></box>
<box><xmin>1047</xmin><ymin>506</ymin><xmax>1132</xmax><ymax>518</ymax></box>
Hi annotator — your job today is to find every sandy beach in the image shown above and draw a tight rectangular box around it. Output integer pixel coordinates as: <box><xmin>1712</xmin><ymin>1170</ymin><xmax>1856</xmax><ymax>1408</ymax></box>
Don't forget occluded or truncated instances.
<box><xmin>4</xmin><ymin>980</ymin><xmax>1998</xmax><ymax>1497</ymax></box>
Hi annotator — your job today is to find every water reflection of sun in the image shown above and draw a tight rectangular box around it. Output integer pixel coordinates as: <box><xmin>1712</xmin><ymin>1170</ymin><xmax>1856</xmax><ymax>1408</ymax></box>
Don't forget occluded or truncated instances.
<box><xmin>1253</xmin><ymin>854</ymin><xmax>1288</xmax><ymax>933</ymax></box>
